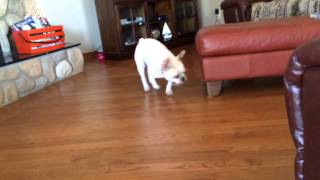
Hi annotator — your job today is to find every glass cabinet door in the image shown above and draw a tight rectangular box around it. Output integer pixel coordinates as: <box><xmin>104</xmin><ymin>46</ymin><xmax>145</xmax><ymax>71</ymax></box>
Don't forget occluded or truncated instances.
<box><xmin>118</xmin><ymin>4</ymin><xmax>147</xmax><ymax>48</ymax></box>
<box><xmin>175</xmin><ymin>0</ymin><xmax>197</xmax><ymax>37</ymax></box>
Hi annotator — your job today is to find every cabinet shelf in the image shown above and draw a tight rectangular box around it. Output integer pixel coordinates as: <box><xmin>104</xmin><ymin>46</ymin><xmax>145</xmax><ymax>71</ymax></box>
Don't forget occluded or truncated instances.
<box><xmin>95</xmin><ymin>0</ymin><xmax>199</xmax><ymax>60</ymax></box>
<box><xmin>121</xmin><ymin>23</ymin><xmax>146</xmax><ymax>28</ymax></box>
<box><xmin>176</xmin><ymin>15</ymin><xmax>197</xmax><ymax>19</ymax></box>
<box><xmin>150</xmin><ymin>20</ymin><xmax>166</xmax><ymax>25</ymax></box>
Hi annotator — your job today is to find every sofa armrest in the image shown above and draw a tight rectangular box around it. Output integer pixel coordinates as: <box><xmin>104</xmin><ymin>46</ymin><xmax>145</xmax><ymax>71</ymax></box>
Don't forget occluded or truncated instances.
<box><xmin>285</xmin><ymin>38</ymin><xmax>320</xmax><ymax>86</ymax></box>
<box><xmin>284</xmin><ymin>37</ymin><xmax>320</xmax><ymax>180</ymax></box>
<box><xmin>221</xmin><ymin>0</ymin><xmax>271</xmax><ymax>23</ymax></box>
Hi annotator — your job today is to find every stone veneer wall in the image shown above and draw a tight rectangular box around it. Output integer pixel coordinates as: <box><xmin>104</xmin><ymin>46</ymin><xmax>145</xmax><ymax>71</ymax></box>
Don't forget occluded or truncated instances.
<box><xmin>0</xmin><ymin>0</ymin><xmax>27</xmax><ymax>56</ymax></box>
<box><xmin>0</xmin><ymin>0</ymin><xmax>39</xmax><ymax>56</ymax></box>
<box><xmin>0</xmin><ymin>47</ymin><xmax>84</xmax><ymax>107</ymax></box>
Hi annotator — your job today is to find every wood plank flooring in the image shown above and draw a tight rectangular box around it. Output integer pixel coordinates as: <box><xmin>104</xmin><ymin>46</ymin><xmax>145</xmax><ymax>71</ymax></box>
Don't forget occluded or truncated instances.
<box><xmin>0</xmin><ymin>45</ymin><xmax>295</xmax><ymax>180</ymax></box>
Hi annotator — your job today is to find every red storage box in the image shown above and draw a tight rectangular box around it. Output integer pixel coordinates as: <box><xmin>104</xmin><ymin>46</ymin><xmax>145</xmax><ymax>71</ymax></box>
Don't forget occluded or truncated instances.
<box><xmin>12</xmin><ymin>26</ymin><xmax>65</xmax><ymax>54</ymax></box>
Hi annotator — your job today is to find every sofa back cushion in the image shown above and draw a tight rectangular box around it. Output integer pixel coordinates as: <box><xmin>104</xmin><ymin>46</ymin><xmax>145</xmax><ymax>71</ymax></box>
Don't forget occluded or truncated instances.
<box><xmin>251</xmin><ymin>0</ymin><xmax>320</xmax><ymax>21</ymax></box>
<box><xmin>196</xmin><ymin>16</ymin><xmax>320</xmax><ymax>56</ymax></box>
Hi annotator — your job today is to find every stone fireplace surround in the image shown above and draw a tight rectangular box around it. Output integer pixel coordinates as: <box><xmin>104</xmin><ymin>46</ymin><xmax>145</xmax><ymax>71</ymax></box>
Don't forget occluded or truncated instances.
<box><xmin>0</xmin><ymin>47</ymin><xmax>84</xmax><ymax>107</ymax></box>
<box><xmin>0</xmin><ymin>0</ymin><xmax>84</xmax><ymax>107</ymax></box>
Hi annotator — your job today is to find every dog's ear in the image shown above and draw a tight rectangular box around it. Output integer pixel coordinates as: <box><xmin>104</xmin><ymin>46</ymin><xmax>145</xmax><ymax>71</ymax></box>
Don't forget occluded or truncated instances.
<box><xmin>162</xmin><ymin>58</ymin><xmax>171</xmax><ymax>72</ymax></box>
<box><xmin>176</xmin><ymin>50</ymin><xmax>186</xmax><ymax>60</ymax></box>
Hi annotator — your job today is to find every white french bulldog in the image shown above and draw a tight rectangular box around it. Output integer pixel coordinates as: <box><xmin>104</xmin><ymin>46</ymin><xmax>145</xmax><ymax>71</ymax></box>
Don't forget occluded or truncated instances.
<box><xmin>134</xmin><ymin>38</ymin><xmax>187</xmax><ymax>96</ymax></box>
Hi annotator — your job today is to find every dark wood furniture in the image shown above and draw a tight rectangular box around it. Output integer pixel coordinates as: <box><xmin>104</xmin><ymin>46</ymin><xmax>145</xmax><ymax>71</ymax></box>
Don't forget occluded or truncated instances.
<box><xmin>221</xmin><ymin>0</ymin><xmax>271</xmax><ymax>23</ymax></box>
<box><xmin>95</xmin><ymin>0</ymin><xmax>199</xmax><ymax>59</ymax></box>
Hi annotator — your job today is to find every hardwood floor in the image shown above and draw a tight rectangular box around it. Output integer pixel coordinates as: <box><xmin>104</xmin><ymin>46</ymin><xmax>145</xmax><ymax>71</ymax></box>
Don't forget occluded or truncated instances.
<box><xmin>0</xmin><ymin>45</ymin><xmax>294</xmax><ymax>180</ymax></box>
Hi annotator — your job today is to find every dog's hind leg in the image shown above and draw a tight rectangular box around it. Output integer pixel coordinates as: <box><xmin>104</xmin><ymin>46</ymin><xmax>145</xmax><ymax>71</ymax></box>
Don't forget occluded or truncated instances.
<box><xmin>136</xmin><ymin>62</ymin><xmax>151</xmax><ymax>92</ymax></box>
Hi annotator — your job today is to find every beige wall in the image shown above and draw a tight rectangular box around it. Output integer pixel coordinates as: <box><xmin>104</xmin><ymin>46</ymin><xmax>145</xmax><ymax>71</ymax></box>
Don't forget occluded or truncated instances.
<box><xmin>35</xmin><ymin>0</ymin><xmax>102</xmax><ymax>53</ymax></box>
<box><xmin>197</xmin><ymin>0</ymin><xmax>224</xmax><ymax>27</ymax></box>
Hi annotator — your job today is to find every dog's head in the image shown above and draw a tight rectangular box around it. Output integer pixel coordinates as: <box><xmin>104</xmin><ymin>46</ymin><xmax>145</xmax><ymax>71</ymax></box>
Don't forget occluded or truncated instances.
<box><xmin>162</xmin><ymin>50</ymin><xmax>187</xmax><ymax>85</ymax></box>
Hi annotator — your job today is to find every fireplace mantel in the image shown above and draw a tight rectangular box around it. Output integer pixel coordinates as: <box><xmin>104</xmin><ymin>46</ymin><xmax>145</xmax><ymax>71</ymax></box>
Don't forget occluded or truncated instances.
<box><xmin>0</xmin><ymin>43</ymin><xmax>80</xmax><ymax>67</ymax></box>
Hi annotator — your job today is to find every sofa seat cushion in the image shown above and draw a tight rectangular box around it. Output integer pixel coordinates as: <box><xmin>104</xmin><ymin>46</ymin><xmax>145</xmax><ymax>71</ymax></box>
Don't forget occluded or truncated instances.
<box><xmin>201</xmin><ymin>50</ymin><xmax>292</xmax><ymax>81</ymax></box>
<box><xmin>196</xmin><ymin>16</ymin><xmax>320</xmax><ymax>57</ymax></box>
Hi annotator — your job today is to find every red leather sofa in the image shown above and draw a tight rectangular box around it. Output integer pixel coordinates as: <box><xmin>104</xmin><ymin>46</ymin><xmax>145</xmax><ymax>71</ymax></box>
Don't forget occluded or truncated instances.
<box><xmin>285</xmin><ymin>37</ymin><xmax>320</xmax><ymax>180</ymax></box>
<box><xmin>196</xmin><ymin>16</ymin><xmax>320</xmax><ymax>96</ymax></box>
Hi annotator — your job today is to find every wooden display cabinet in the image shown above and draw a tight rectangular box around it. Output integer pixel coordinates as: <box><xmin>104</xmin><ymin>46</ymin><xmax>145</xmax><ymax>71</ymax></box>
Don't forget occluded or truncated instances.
<box><xmin>95</xmin><ymin>0</ymin><xmax>198</xmax><ymax>59</ymax></box>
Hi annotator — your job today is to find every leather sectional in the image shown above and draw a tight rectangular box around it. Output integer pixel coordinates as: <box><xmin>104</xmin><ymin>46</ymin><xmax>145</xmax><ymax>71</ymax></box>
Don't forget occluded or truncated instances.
<box><xmin>196</xmin><ymin>16</ymin><xmax>320</xmax><ymax>96</ymax></box>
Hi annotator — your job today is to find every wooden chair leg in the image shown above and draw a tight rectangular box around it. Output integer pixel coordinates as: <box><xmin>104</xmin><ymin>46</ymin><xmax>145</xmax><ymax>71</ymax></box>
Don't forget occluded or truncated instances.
<box><xmin>206</xmin><ymin>81</ymin><xmax>223</xmax><ymax>97</ymax></box>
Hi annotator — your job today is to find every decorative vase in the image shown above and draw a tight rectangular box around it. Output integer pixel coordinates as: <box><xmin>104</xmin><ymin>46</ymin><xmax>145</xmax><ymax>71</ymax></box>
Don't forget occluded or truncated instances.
<box><xmin>162</xmin><ymin>22</ymin><xmax>172</xmax><ymax>41</ymax></box>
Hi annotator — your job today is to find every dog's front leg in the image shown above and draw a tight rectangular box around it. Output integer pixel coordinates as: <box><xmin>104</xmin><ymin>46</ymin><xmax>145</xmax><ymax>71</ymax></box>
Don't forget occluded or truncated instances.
<box><xmin>165</xmin><ymin>81</ymin><xmax>174</xmax><ymax>96</ymax></box>
<box><xmin>147</xmin><ymin>70</ymin><xmax>161</xmax><ymax>90</ymax></box>
<box><xmin>149</xmin><ymin>77</ymin><xmax>161</xmax><ymax>90</ymax></box>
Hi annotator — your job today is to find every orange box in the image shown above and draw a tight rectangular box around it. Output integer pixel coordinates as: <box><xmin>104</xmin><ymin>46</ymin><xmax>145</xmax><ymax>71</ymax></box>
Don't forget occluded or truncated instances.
<box><xmin>12</xmin><ymin>26</ymin><xmax>65</xmax><ymax>54</ymax></box>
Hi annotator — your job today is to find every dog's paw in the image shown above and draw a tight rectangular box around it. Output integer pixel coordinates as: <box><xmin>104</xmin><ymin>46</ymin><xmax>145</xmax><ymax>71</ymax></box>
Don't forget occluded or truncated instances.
<box><xmin>144</xmin><ymin>86</ymin><xmax>151</xmax><ymax>92</ymax></box>
<box><xmin>152</xmin><ymin>84</ymin><xmax>161</xmax><ymax>90</ymax></box>
<box><xmin>166</xmin><ymin>90</ymin><xmax>174</xmax><ymax>96</ymax></box>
